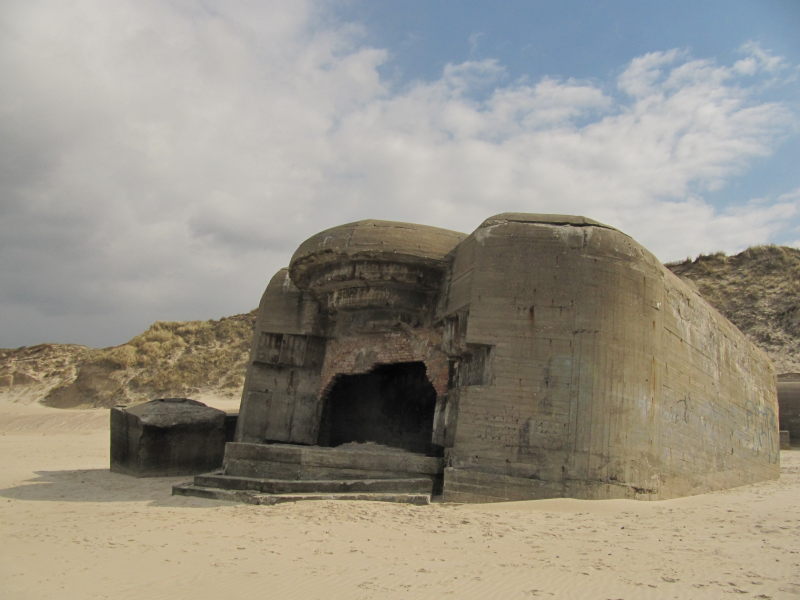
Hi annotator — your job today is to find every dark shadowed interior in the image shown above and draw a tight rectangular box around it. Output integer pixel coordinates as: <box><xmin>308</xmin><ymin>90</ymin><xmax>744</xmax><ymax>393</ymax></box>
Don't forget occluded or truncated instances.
<box><xmin>317</xmin><ymin>361</ymin><xmax>440</xmax><ymax>455</ymax></box>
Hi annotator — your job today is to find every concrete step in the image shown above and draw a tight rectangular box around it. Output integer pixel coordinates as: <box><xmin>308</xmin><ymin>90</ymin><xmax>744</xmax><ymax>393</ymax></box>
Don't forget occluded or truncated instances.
<box><xmin>223</xmin><ymin>443</ymin><xmax>443</xmax><ymax>480</ymax></box>
<box><xmin>172</xmin><ymin>482</ymin><xmax>431</xmax><ymax>505</ymax></box>
<box><xmin>222</xmin><ymin>458</ymin><xmax>424</xmax><ymax>480</ymax></box>
<box><xmin>194</xmin><ymin>472</ymin><xmax>435</xmax><ymax>494</ymax></box>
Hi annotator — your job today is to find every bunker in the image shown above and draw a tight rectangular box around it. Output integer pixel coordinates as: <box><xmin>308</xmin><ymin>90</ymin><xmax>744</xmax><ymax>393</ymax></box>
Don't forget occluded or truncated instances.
<box><xmin>778</xmin><ymin>374</ymin><xmax>800</xmax><ymax>447</ymax></box>
<box><xmin>112</xmin><ymin>398</ymin><xmax>226</xmax><ymax>476</ymax></box>
<box><xmin>175</xmin><ymin>214</ymin><xmax>779</xmax><ymax>504</ymax></box>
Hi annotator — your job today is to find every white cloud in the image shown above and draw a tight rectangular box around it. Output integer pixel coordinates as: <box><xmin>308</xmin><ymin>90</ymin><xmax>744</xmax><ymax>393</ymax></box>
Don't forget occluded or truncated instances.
<box><xmin>0</xmin><ymin>0</ymin><xmax>797</xmax><ymax>347</ymax></box>
<box><xmin>737</xmin><ymin>41</ymin><xmax>786</xmax><ymax>74</ymax></box>
<box><xmin>617</xmin><ymin>49</ymin><xmax>686</xmax><ymax>98</ymax></box>
<box><xmin>467</xmin><ymin>32</ymin><xmax>485</xmax><ymax>56</ymax></box>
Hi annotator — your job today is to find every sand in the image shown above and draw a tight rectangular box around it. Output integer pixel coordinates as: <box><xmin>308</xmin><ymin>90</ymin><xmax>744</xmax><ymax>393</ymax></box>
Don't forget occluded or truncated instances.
<box><xmin>1</xmin><ymin>398</ymin><xmax>799</xmax><ymax>600</ymax></box>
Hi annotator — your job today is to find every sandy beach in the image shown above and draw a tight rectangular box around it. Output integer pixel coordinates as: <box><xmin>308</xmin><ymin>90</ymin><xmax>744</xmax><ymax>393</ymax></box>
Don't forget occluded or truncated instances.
<box><xmin>1</xmin><ymin>397</ymin><xmax>798</xmax><ymax>600</ymax></box>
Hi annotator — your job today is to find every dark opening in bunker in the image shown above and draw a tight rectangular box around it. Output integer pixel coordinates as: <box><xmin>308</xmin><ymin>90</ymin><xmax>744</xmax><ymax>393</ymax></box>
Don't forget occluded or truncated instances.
<box><xmin>317</xmin><ymin>361</ymin><xmax>441</xmax><ymax>456</ymax></box>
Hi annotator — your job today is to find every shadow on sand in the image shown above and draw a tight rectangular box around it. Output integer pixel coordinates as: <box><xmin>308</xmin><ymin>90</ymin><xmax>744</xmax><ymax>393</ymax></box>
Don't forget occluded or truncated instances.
<box><xmin>0</xmin><ymin>468</ymin><xmax>233</xmax><ymax>507</ymax></box>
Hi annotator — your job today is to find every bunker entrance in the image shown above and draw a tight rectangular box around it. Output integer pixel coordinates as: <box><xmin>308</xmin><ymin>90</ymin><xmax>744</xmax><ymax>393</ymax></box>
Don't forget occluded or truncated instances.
<box><xmin>317</xmin><ymin>361</ymin><xmax>440</xmax><ymax>456</ymax></box>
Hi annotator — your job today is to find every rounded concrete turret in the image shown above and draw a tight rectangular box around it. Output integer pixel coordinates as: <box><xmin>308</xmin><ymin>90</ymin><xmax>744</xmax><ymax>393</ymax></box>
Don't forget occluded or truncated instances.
<box><xmin>290</xmin><ymin>219</ymin><xmax>465</xmax><ymax>285</ymax></box>
<box><xmin>288</xmin><ymin>220</ymin><xmax>465</xmax><ymax>326</ymax></box>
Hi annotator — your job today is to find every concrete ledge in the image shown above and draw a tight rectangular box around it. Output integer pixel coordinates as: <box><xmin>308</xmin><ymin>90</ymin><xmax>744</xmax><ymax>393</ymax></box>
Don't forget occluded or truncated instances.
<box><xmin>172</xmin><ymin>483</ymin><xmax>431</xmax><ymax>505</ymax></box>
<box><xmin>224</xmin><ymin>443</ymin><xmax>443</xmax><ymax>476</ymax></box>
<box><xmin>194</xmin><ymin>472</ymin><xmax>435</xmax><ymax>494</ymax></box>
<box><xmin>223</xmin><ymin>458</ymin><xmax>428</xmax><ymax>480</ymax></box>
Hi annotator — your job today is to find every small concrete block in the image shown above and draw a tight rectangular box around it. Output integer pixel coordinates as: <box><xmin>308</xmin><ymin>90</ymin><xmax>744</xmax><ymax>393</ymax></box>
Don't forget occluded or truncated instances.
<box><xmin>780</xmin><ymin>430</ymin><xmax>791</xmax><ymax>450</ymax></box>
<box><xmin>110</xmin><ymin>398</ymin><xmax>226</xmax><ymax>476</ymax></box>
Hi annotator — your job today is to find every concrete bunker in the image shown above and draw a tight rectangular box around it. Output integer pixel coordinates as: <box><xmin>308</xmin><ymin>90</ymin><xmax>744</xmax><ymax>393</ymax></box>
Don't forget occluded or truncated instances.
<box><xmin>112</xmin><ymin>398</ymin><xmax>227</xmax><ymax>477</ymax></box>
<box><xmin>175</xmin><ymin>214</ymin><xmax>780</xmax><ymax>504</ymax></box>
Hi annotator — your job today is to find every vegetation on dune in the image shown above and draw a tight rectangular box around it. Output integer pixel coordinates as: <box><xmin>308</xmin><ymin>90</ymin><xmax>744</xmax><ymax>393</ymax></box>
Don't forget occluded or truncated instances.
<box><xmin>0</xmin><ymin>312</ymin><xmax>257</xmax><ymax>408</ymax></box>
<box><xmin>667</xmin><ymin>245</ymin><xmax>800</xmax><ymax>373</ymax></box>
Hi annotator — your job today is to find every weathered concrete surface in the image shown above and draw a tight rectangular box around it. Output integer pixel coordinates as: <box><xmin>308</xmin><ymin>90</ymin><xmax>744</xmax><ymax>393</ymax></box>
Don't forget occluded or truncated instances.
<box><xmin>218</xmin><ymin>214</ymin><xmax>780</xmax><ymax>503</ymax></box>
<box><xmin>224</xmin><ymin>442</ymin><xmax>443</xmax><ymax>479</ymax></box>
<box><xmin>236</xmin><ymin>220</ymin><xmax>463</xmax><ymax>448</ymax></box>
<box><xmin>111</xmin><ymin>398</ymin><xmax>226</xmax><ymax>476</ymax></box>
<box><xmin>778</xmin><ymin>374</ymin><xmax>800</xmax><ymax>446</ymax></box>
<box><xmin>439</xmin><ymin>214</ymin><xmax>778</xmax><ymax>501</ymax></box>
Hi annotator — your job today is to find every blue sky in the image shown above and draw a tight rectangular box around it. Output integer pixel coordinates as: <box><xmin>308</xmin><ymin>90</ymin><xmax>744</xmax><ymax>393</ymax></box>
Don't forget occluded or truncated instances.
<box><xmin>1</xmin><ymin>0</ymin><xmax>798</xmax><ymax>347</ymax></box>
<box><xmin>347</xmin><ymin>1</ymin><xmax>798</xmax><ymax>83</ymax></box>
<box><xmin>349</xmin><ymin>0</ymin><xmax>800</xmax><ymax>220</ymax></box>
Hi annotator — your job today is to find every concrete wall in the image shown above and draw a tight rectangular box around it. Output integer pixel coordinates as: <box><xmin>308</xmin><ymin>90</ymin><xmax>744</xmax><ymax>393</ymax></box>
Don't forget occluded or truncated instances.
<box><xmin>235</xmin><ymin>269</ymin><xmax>325</xmax><ymax>444</ymax></box>
<box><xmin>439</xmin><ymin>215</ymin><xmax>779</xmax><ymax>501</ymax></box>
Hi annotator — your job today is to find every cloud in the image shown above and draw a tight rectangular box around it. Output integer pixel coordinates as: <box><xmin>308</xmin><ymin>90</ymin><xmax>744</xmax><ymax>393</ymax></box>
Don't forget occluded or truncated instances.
<box><xmin>734</xmin><ymin>41</ymin><xmax>787</xmax><ymax>76</ymax></box>
<box><xmin>467</xmin><ymin>32</ymin><xmax>485</xmax><ymax>56</ymax></box>
<box><xmin>0</xmin><ymin>1</ymin><xmax>797</xmax><ymax>347</ymax></box>
<box><xmin>617</xmin><ymin>48</ymin><xmax>688</xmax><ymax>98</ymax></box>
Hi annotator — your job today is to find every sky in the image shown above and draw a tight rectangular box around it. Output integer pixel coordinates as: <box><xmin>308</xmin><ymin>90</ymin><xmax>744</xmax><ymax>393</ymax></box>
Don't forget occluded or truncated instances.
<box><xmin>1</xmin><ymin>0</ymin><xmax>799</xmax><ymax>349</ymax></box>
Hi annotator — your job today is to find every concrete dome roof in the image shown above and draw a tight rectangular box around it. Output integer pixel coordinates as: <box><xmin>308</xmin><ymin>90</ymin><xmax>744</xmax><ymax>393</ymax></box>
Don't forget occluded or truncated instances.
<box><xmin>289</xmin><ymin>219</ymin><xmax>466</xmax><ymax>286</ymax></box>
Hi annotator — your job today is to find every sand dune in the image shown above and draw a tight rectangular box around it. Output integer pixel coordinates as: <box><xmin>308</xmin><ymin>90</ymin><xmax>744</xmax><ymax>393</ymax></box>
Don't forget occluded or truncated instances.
<box><xmin>1</xmin><ymin>398</ymin><xmax>798</xmax><ymax>599</ymax></box>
